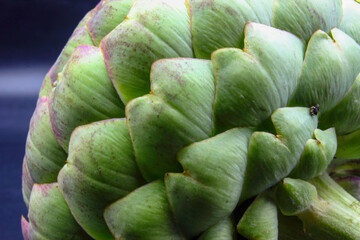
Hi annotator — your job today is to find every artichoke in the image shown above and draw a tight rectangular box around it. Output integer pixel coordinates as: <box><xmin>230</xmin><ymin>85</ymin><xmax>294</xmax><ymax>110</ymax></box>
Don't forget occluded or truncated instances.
<box><xmin>21</xmin><ymin>0</ymin><xmax>360</xmax><ymax>239</ymax></box>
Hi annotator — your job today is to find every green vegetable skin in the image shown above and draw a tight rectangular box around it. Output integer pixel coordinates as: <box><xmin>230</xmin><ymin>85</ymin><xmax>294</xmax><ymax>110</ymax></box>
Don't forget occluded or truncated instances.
<box><xmin>21</xmin><ymin>0</ymin><xmax>360</xmax><ymax>239</ymax></box>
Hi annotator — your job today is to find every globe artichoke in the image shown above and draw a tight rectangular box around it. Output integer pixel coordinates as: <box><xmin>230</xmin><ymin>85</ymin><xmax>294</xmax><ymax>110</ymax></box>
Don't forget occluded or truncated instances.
<box><xmin>21</xmin><ymin>0</ymin><xmax>360</xmax><ymax>239</ymax></box>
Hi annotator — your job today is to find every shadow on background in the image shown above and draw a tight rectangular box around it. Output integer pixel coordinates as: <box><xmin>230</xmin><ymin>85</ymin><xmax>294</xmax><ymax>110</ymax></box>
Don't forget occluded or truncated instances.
<box><xmin>0</xmin><ymin>0</ymin><xmax>99</xmax><ymax>238</ymax></box>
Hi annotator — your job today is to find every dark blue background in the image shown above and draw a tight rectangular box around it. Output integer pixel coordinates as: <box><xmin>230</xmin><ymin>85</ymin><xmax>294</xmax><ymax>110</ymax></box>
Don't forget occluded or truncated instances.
<box><xmin>0</xmin><ymin>0</ymin><xmax>99</xmax><ymax>238</ymax></box>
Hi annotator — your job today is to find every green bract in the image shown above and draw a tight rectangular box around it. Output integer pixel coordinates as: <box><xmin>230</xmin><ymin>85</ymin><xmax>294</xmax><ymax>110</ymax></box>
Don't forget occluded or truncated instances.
<box><xmin>22</xmin><ymin>0</ymin><xmax>360</xmax><ymax>239</ymax></box>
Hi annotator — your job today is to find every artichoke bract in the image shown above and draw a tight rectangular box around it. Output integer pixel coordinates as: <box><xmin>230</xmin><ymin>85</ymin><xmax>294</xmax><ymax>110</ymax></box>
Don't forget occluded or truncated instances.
<box><xmin>21</xmin><ymin>0</ymin><xmax>360</xmax><ymax>239</ymax></box>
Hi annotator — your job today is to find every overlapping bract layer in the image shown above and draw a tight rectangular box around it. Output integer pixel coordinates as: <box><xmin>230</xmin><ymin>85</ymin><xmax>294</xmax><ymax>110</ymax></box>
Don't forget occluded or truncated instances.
<box><xmin>22</xmin><ymin>0</ymin><xmax>360</xmax><ymax>239</ymax></box>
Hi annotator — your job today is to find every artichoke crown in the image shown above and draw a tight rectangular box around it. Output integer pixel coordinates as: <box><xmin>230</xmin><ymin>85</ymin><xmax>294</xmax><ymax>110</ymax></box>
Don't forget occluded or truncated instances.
<box><xmin>22</xmin><ymin>0</ymin><xmax>360</xmax><ymax>239</ymax></box>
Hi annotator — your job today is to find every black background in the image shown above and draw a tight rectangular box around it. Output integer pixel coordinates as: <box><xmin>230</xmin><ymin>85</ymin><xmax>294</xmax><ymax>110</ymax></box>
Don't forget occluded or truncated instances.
<box><xmin>1</xmin><ymin>0</ymin><xmax>99</xmax><ymax>65</ymax></box>
<box><xmin>0</xmin><ymin>0</ymin><xmax>99</xmax><ymax>238</ymax></box>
